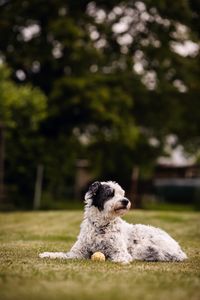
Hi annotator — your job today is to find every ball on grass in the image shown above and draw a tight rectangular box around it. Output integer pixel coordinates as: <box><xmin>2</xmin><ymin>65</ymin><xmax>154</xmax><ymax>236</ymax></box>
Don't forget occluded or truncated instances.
<box><xmin>91</xmin><ymin>251</ymin><xmax>106</xmax><ymax>262</ymax></box>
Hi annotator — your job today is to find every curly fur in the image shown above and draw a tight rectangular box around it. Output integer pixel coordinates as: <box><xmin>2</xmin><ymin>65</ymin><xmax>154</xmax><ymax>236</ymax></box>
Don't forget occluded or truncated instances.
<box><xmin>39</xmin><ymin>181</ymin><xmax>187</xmax><ymax>264</ymax></box>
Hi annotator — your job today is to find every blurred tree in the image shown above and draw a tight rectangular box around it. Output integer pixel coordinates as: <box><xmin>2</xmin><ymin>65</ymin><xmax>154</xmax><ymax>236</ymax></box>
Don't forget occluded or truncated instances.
<box><xmin>0</xmin><ymin>0</ymin><xmax>199</xmax><ymax>205</ymax></box>
<box><xmin>0</xmin><ymin>65</ymin><xmax>47</xmax><ymax>207</ymax></box>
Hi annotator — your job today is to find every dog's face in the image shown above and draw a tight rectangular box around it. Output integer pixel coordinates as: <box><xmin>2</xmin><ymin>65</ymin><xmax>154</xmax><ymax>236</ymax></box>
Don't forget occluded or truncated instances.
<box><xmin>85</xmin><ymin>181</ymin><xmax>131</xmax><ymax>217</ymax></box>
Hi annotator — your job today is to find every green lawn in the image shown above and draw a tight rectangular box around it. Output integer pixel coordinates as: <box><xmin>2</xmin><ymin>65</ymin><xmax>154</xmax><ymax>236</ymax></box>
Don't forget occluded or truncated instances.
<box><xmin>0</xmin><ymin>210</ymin><xmax>200</xmax><ymax>300</ymax></box>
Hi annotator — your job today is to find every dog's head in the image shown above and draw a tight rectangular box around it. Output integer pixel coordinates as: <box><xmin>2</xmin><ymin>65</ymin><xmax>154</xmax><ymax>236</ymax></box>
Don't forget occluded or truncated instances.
<box><xmin>85</xmin><ymin>181</ymin><xmax>131</xmax><ymax>217</ymax></box>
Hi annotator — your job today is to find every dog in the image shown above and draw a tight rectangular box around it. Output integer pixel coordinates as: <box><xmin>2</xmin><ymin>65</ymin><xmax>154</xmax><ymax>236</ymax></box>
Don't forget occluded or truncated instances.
<box><xmin>39</xmin><ymin>181</ymin><xmax>187</xmax><ymax>263</ymax></box>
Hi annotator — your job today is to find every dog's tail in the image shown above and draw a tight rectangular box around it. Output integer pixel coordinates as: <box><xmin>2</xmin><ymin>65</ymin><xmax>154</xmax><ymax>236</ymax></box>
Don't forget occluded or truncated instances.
<box><xmin>178</xmin><ymin>250</ymin><xmax>188</xmax><ymax>261</ymax></box>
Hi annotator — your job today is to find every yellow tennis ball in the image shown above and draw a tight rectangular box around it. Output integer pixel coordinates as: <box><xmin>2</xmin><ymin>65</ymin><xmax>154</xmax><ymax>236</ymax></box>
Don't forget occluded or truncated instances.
<box><xmin>91</xmin><ymin>251</ymin><xmax>106</xmax><ymax>262</ymax></box>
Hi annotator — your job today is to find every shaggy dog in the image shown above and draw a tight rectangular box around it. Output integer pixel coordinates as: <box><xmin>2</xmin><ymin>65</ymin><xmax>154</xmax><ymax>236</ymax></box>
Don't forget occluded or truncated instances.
<box><xmin>39</xmin><ymin>181</ymin><xmax>187</xmax><ymax>263</ymax></box>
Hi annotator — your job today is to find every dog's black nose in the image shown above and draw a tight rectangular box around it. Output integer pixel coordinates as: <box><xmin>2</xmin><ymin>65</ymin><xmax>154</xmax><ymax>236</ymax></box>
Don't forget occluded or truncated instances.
<box><xmin>121</xmin><ymin>199</ymin><xmax>129</xmax><ymax>206</ymax></box>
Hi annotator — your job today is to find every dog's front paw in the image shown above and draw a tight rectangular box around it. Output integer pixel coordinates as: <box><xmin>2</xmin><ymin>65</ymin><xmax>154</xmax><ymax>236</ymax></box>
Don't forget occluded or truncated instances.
<box><xmin>39</xmin><ymin>252</ymin><xmax>51</xmax><ymax>258</ymax></box>
<box><xmin>118</xmin><ymin>260</ymin><xmax>130</xmax><ymax>265</ymax></box>
<box><xmin>113</xmin><ymin>259</ymin><xmax>131</xmax><ymax>265</ymax></box>
<box><xmin>111</xmin><ymin>254</ymin><xmax>132</xmax><ymax>265</ymax></box>
<box><xmin>112</xmin><ymin>257</ymin><xmax>132</xmax><ymax>265</ymax></box>
<box><xmin>111</xmin><ymin>258</ymin><xmax>130</xmax><ymax>265</ymax></box>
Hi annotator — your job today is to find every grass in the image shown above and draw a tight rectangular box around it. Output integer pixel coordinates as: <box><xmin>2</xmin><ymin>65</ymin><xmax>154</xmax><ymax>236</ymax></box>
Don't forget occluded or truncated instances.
<box><xmin>0</xmin><ymin>210</ymin><xmax>200</xmax><ymax>300</ymax></box>
<box><xmin>142</xmin><ymin>202</ymin><xmax>195</xmax><ymax>211</ymax></box>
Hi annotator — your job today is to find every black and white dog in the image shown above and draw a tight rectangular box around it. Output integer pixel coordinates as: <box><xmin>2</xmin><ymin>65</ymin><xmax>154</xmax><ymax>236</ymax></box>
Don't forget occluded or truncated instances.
<box><xmin>39</xmin><ymin>181</ymin><xmax>187</xmax><ymax>263</ymax></box>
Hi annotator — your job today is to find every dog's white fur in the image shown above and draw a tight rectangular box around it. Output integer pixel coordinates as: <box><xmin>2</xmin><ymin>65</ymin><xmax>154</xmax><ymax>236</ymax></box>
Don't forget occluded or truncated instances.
<box><xmin>39</xmin><ymin>181</ymin><xmax>187</xmax><ymax>263</ymax></box>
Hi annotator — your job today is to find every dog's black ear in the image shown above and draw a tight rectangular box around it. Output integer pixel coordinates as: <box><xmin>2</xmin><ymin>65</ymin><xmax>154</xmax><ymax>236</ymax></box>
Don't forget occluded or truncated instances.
<box><xmin>87</xmin><ymin>181</ymin><xmax>101</xmax><ymax>198</ymax></box>
<box><xmin>85</xmin><ymin>181</ymin><xmax>105</xmax><ymax>211</ymax></box>
<box><xmin>85</xmin><ymin>181</ymin><xmax>101</xmax><ymax>201</ymax></box>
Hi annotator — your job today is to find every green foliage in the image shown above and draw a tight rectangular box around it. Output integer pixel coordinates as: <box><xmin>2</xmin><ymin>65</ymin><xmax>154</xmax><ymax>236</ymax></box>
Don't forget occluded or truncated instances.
<box><xmin>0</xmin><ymin>1</ymin><xmax>199</xmax><ymax>206</ymax></box>
<box><xmin>0</xmin><ymin>65</ymin><xmax>46</xmax><ymax>129</ymax></box>
<box><xmin>0</xmin><ymin>65</ymin><xmax>47</xmax><ymax>207</ymax></box>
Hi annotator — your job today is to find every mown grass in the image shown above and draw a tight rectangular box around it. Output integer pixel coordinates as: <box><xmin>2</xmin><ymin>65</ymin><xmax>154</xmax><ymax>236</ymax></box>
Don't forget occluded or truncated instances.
<box><xmin>0</xmin><ymin>210</ymin><xmax>200</xmax><ymax>300</ymax></box>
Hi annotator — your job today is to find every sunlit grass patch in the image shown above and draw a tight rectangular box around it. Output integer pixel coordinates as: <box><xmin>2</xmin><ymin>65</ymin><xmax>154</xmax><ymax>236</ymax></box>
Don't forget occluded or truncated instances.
<box><xmin>0</xmin><ymin>210</ymin><xmax>200</xmax><ymax>300</ymax></box>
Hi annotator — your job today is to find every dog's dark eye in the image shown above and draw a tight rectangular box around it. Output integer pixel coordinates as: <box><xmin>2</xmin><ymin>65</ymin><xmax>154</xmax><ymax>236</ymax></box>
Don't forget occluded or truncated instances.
<box><xmin>106</xmin><ymin>189</ymin><xmax>114</xmax><ymax>198</ymax></box>
<box><xmin>110</xmin><ymin>190</ymin><xmax>114</xmax><ymax>197</ymax></box>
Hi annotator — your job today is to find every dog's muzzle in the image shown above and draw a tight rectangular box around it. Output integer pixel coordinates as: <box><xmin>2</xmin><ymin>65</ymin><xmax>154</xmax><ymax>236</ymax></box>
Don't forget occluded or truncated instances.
<box><xmin>121</xmin><ymin>198</ymin><xmax>130</xmax><ymax>207</ymax></box>
<box><xmin>114</xmin><ymin>198</ymin><xmax>131</xmax><ymax>211</ymax></box>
